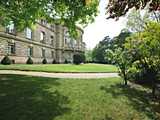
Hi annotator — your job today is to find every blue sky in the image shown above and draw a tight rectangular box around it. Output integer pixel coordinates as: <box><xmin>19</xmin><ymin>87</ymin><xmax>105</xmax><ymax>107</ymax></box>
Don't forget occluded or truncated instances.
<box><xmin>83</xmin><ymin>0</ymin><xmax>127</xmax><ymax>49</ymax></box>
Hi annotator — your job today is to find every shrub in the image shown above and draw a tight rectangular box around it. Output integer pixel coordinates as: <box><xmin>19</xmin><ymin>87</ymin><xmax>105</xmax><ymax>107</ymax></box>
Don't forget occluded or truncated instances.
<box><xmin>1</xmin><ymin>56</ymin><xmax>12</xmax><ymax>65</ymax></box>
<box><xmin>52</xmin><ymin>59</ymin><xmax>56</xmax><ymax>64</ymax></box>
<box><xmin>64</xmin><ymin>59</ymin><xmax>68</xmax><ymax>64</ymax></box>
<box><xmin>26</xmin><ymin>57</ymin><xmax>33</xmax><ymax>64</ymax></box>
<box><xmin>42</xmin><ymin>58</ymin><xmax>47</xmax><ymax>64</ymax></box>
<box><xmin>73</xmin><ymin>54</ymin><xmax>85</xmax><ymax>65</ymax></box>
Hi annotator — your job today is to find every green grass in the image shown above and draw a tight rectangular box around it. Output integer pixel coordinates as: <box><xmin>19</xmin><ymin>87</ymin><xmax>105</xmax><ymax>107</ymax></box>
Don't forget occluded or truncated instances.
<box><xmin>0</xmin><ymin>74</ymin><xmax>159</xmax><ymax>120</ymax></box>
<box><xmin>0</xmin><ymin>63</ymin><xmax>118</xmax><ymax>73</ymax></box>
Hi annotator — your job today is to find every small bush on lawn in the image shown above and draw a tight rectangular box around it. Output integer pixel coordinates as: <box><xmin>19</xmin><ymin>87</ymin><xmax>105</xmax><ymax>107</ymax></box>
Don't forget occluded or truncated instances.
<box><xmin>73</xmin><ymin>54</ymin><xmax>85</xmax><ymax>65</ymax></box>
<box><xmin>1</xmin><ymin>56</ymin><xmax>12</xmax><ymax>65</ymax></box>
<box><xmin>42</xmin><ymin>58</ymin><xmax>47</xmax><ymax>64</ymax></box>
<box><xmin>64</xmin><ymin>59</ymin><xmax>68</xmax><ymax>64</ymax></box>
<box><xmin>52</xmin><ymin>59</ymin><xmax>56</xmax><ymax>64</ymax></box>
<box><xmin>26</xmin><ymin>57</ymin><xmax>33</xmax><ymax>64</ymax></box>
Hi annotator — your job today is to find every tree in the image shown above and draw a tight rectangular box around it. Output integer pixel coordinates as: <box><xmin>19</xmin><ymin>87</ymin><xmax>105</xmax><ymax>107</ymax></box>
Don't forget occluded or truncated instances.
<box><xmin>92</xmin><ymin>36</ymin><xmax>111</xmax><ymax>63</ymax></box>
<box><xmin>73</xmin><ymin>53</ymin><xmax>85</xmax><ymax>65</ymax></box>
<box><xmin>126</xmin><ymin>8</ymin><xmax>150</xmax><ymax>32</ymax></box>
<box><xmin>111</xmin><ymin>29</ymin><xmax>131</xmax><ymax>50</ymax></box>
<box><xmin>107</xmin><ymin>48</ymin><xmax>132</xmax><ymax>85</ymax></box>
<box><xmin>0</xmin><ymin>0</ymin><xmax>98</xmax><ymax>37</ymax></box>
<box><xmin>125</xmin><ymin>21</ymin><xmax>160</xmax><ymax>95</ymax></box>
<box><xmin>85</xmin><ymin>49</ymin><xmax>93</xmax><ymax>63</ymax></box>
<box><xmin>106</xmin><ymin>0</ymin><xmax>160</xmax><ymax>19</ymax></box>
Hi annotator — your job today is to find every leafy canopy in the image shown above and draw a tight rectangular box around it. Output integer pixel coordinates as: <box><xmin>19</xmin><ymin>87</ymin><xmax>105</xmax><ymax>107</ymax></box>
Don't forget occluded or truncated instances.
<box><xmin>107</xmin><ymin>0</ymin><xmax>160</xmax><ymax>19</ymax></box>
<box><xmin>0</xmin><ymin>0</ymin><xmax>98</xmax><ymax>37</ymax></box>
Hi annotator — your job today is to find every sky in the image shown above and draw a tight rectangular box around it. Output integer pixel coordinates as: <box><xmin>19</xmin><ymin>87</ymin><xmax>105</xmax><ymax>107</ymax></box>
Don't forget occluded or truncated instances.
<box><xmin>83</xmin><ymin>0</ymin><xmax>127</xmax><ymax>49</ymax></box>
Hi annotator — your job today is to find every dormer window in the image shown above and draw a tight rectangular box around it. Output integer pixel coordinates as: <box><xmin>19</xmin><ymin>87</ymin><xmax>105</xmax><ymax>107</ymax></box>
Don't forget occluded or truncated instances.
<box><xmin>40</xmin><ymin>19</ymin><xmax>47</xmax><ymax>25</ymax></box>
<box><xmin>6</xmin><ymin>22</ymin><xmax>15</xmax><ymax>34</ymax></box>
<box><xmin>25</xmin><ymin>28</ymin><xmax>32</xmax><ymax>39</ymax></box>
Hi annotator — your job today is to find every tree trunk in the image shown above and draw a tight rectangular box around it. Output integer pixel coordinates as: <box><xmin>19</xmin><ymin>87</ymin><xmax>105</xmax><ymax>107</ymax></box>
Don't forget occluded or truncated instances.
<box><xmin>123</xmin><ymin>72</ymin><xmax>127</xmax><ymax>85</ymax></box>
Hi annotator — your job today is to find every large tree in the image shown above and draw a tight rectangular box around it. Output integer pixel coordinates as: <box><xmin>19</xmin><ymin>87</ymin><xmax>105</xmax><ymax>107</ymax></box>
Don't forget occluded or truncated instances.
<box><xmin>0</xmin><ymin>0</ymin><xmax>98</xmax><ymax>37</ymax></box>
<box><xmin>107</xmin><ymin>0</ymin><xmax>160</xmax><ymax>19</ymax></box>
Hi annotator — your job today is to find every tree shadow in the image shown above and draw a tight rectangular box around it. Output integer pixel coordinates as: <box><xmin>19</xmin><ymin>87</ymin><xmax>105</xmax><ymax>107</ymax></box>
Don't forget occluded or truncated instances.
<box><xmin>100</xmin><ymin>83</ymin><xmax>160</xmax><ymax>120</ymax></box>
<box><xmin>0</xmin><ymin>74</ymin><xmax>70</xmax><ymax>120</ymax></box>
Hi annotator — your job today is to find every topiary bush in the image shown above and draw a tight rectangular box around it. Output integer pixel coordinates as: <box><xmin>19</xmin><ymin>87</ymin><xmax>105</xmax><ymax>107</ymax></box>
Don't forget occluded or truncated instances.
<box><xmin>64</xmin><ymin>59</ymin><xmax>68</xmax><ymax>64</ymax></box>
<box><xmin>52</xmin><ymin>59</ymin><xmax>56</xmax><ymax>64</ymax></box>
<box><xmin>1</xmin><ymin>56</ymin><xmax>12</xmax><ymax>65</ymax></box>
<box><xmin>26</xmin><ymin>57</ymin><xmax>33</xmax><ymax>64</ymax></box>
<box><xmin>42</xmin><ymin>58</ymin><xmax>47</xmax><ymax>64</ymax></box>
<box><xmin>73</xmin><ymin>54</ymin><xmax>84</xmax><ymax>65</ymax></box>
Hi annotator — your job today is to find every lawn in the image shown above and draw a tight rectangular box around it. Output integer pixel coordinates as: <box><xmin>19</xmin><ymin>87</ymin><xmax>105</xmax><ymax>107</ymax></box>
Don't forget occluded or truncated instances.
<box><xmin>0</xmin><ymin>74</ymin><xmax>159</xmax><ymax>120</ymax></box>
<box><xmin>0</xmin><ymin>63</ymin><xmax>117</xmax><ymax>73</ymax></box>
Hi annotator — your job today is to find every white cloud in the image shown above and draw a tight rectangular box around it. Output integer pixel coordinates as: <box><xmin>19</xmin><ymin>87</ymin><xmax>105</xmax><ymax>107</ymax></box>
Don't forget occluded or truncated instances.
<box><xmin>83</xmin><ymin>0</ymin><xmax>127</xmax><ymax>49</ymax></box>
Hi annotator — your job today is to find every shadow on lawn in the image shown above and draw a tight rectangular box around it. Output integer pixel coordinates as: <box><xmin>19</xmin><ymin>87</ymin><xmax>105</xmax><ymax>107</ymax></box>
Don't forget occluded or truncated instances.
<box><xmin>100</xmin><ymin>83</ymin><xmax>160</xmax><ymax>120</ymax></box>
<box><xmin>0</xmin><ymin>74</ymin><xmax>70</xmax><ymax>120</ymax></box>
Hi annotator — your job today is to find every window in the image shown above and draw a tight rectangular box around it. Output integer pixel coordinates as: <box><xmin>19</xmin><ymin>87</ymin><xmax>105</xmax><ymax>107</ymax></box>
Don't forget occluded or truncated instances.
<box><xmin>6</xmin><ymin>23</ymin><xmax>15</xmax><ymax>34</ymax></box>
<box><xmin>42</xmin><ymin>48</ymin><xmax>45</xmax><ymax>58</ymax></box>
<box><xmin>26</xmin><ymin>28</ymin><xmax>32</xmax><ymax>39</ymax></box>
<box><xmin>40</xmin><ymin>31</ymin><xmax>46</xmax><ymax>43</ymax></box>
<box><xmin>51</xmin><ymin>36</ymin><xmax>54</xmax><ymax>45</ymax></box>
<box><xmin>40</xmin><ymin>19</ymin><xmax>47</xmax><ymax>25</ymax></box>
<box><xmin>27</xmin><ymin>47</ymin><xmax>33</xmax><ymax>57</ymax></box>
<box><xmin>50</xmin><ymin>25</ymin><xmax>54</xmax><ymax>31</ymax></box>
<box><xmin>7</xmin><ymin>42</ymin><xmax>16</xmax><ymax>55</ymax></box>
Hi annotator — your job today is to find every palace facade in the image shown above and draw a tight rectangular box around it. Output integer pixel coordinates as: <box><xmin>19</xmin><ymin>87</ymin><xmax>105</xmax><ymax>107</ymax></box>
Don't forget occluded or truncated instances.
<box><xmin>0</xmin><ymin>20</ymin><xmax>85</xmax><ymax>63</ymax></box>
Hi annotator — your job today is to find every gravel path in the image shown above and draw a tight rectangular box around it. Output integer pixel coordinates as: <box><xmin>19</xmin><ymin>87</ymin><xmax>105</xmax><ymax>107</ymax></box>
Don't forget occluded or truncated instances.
<box><xmin>0</xmin><ymin>70</ymin><xmax>119</xmax><ymax>79</ymax></box>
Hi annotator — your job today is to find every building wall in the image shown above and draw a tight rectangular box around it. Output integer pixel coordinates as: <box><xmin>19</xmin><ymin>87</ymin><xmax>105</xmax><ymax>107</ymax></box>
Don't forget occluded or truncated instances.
<box><xmin>0</xmin><ymin>21</ymin><xmax>85</xmax><ymax>64</ymax></box>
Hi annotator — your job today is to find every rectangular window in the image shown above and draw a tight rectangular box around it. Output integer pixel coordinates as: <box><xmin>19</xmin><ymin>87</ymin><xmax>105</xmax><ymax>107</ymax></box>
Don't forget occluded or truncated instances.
<box><xmin>42</xmin><ymin>49</ymin><xmax>45</xmax><ymax>58</ymax></box>
<box><xmin>27</xmin><ymin>47</ymin><xmax>33</xmax><ymax>57</ymax></box>
<box><xmin>7</xmin><ymin>42</ymin><xmax>16</xmax><ymax>55</ymax></box>
<box><xmin>26</xmin><ymin>28</ymin><xmax>32</xmax><ymax>39</ymax></box>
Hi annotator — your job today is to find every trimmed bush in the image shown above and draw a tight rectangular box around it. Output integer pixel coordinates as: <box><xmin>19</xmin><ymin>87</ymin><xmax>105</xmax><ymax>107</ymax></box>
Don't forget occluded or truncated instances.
<box><xmin>73</xmin><ymin>54</ymin><xmax>85</xmax><ymax>65</ymax></box>
<box><xmin>52</xmin><ymin>59</ymin><xmax>56</xmax><ymax>64</ymax></box>
<box><xmin>26</xmin><ymin>57</ymin><xmax>33</xmax><ymax>64</ymax></box>
<box><xmin>1</xmin><ymin>56</ymin><xmax>12</xmax><ymax>65</ymax></box>
<box><xmin>64</xmin><ymin>59</ymin><xmax>68</xmax><ymax>64</ymax></box>
<box><xmin>42</xmin><ymin>58</ymin><xmax>47</xmax><ymax>64</ymax></box>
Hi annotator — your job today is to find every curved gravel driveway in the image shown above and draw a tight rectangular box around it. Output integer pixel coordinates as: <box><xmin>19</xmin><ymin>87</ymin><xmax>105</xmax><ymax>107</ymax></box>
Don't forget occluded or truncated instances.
<box><xmin>0</xmin><ymin>70</ymin><xmax>119</xmax><ymax>79</ymax></box>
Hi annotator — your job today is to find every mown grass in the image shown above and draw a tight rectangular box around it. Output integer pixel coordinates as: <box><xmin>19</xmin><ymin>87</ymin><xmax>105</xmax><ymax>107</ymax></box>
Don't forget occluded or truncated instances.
<box><xmin>0</xmin><ymin>64</ymin><xmax>118</xmax><ymax>73</ymax></box>
<box><xmin>0</xmin><ymin>74</ymin><xmax>159</xmax><ymax>120</ymax></box>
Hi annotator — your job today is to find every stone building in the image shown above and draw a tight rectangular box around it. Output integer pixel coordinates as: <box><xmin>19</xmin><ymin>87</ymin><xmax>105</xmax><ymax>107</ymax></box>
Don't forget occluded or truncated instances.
<box><xmin>0</xmin><ymin>20</ymin><xmax>85</xmax><ymax>63</ymax></box>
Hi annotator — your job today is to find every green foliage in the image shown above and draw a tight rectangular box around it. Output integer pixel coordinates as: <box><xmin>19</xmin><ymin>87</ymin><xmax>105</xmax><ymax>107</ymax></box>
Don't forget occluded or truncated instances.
<box><xmin>42</xmin><ymin>58</ymin><xmax>47</xmax><ymax>64</ymax></box>
<box><xmin>107</xmin><ymin>48</ymin><xmax>132</xmax><ymax>85</ymax></box>
<box><xmin>93</xmin><ymin>32</ymin><xmax>131</xmax><ymax>64</ymax></box>
<box><xmin>73</xmin><ymin>53</ymin><xmax>85</xmax><ymax>65</ymax></box>
<box><xmin>125</xmin><ymin>21</ymin><xmax>160</xmax><ymax>95</ymax></box>
<box><xmin>64</xmin><ymin>59</ymin><xmax>68</xmax><ymax>64</ymax></box>
<box><xmin>92</xmin><ymin>36</ymin><xmax>111</xmax><ymax>63</ymax></box>
<box><xmin>85</xmin><ymin>50</ymin><xmax>93</xmax><ymax>63</ymax></box>
<box><xmin>0</xmin><ymin>0</ymin><xmax>98</xmax><ymax>37</ymax></box>
<box><xmin>52</xmin><ymin>59</ymin><xmax>56</xmax><ymax>64</ymax></box>
<box><xmin>26</xmin><ymin>57</ymin><xmax>33</xmax><ymax>64</ymax></box>
<box><xmin>1</xmin><ymin>56</ymin><xmax>12</xmax><ymax>65</ymax></box>
<box><xmin>126</xmin><ymin>8</ymin><xmax>150</xmax><ymax>32</ymax></box>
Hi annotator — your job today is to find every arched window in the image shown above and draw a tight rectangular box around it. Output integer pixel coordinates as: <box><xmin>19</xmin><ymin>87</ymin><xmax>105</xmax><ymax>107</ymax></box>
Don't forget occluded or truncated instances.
<box><xmin>40</xmin><ymin>31</ymin><xmax>46</xmax><ymax>43</ymax></box>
